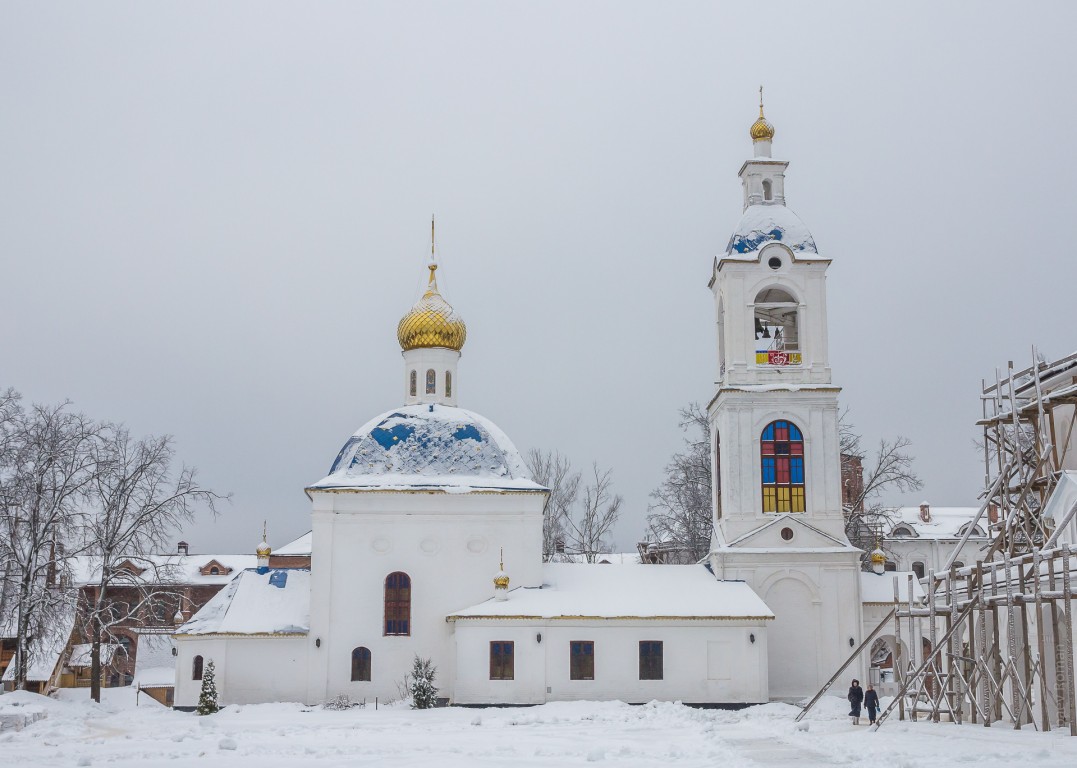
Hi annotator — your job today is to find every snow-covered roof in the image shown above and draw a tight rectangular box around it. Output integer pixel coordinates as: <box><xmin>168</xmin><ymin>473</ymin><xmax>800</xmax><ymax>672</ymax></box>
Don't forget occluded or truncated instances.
<box><xmin>887</xmin><ymin>507</ymin><xmax>987</xmax><ymax>540</ymax></box>
<box><xmin>132</xmin><ymin>633</ymin><xmax>176</xmax><ymax>687</ymax></box>
<box><xmin>275</xmin><ymin>531</ymin><xmax>312</xmax><ymax>556</ymax></box>
<box><xmin>860</xmin><ymin>571</ymin><xmax>926</xmax><ymax>604</ymax></box>
<box><xmin>68</xmin><ymin>643</ymin><xmax>118</xmax><ymax>668</ymax></box>
<box><xmin>68</xmin><ymin>553</ymin><xmax>258</xmax><ymax>587</ymax></box>
<box><xmin>310</xmin><ymin>404</ymin><xmax>546</xmax><ymax>493</ymax></box>
<box><xmin>448</xmin><ymin>563</ymin><xmax>773</xmax><ymax>620</ymax></box>
<box><xmin>722</xmin><ymin>204</ymin><xmax>826</xmax><ymax>261</ymax></box>
<box><xmin>1</xmin><ymin>601</ymin><xmax>76</xmax><ymax>683</ymax></box>
<box><xmin>176</xmin><ymin>569</ymin><xmax>310</xmax><ymax>636</ymax></box>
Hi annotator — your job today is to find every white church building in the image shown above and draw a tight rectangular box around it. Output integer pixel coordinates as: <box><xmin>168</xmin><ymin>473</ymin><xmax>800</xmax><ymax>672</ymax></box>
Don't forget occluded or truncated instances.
<box><xmin>172</xmin><ymin>101</ymin><xmax>887</xmax><ymax>709</ymax></box>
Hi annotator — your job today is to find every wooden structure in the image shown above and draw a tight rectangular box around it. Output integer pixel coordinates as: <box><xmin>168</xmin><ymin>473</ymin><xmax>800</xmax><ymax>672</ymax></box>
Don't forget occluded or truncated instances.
<box><xmin>799</xmin><ymin>349</ymin><xmax>1077</xmax><ymax>734</ymax></box>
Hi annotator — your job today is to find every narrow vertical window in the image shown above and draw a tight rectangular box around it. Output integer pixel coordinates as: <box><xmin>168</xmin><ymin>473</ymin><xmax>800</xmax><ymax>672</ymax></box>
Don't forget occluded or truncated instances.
<box><xmin>762</xmin><ymin>178</ymin><xmax>773</xmax><ymax>201</ymax></box>
<box><xmin>912</xmin><ymin>561</ymin><xmax>925</xmax><ymax>579</ymax></box>
<box><xmin>351</xmin><ymin>647</ymin><xmax>371</xmax><ymax>681</ymax></box>
<box><xmin>761</xmin><ymin>420</ymin><xmax>805</xmax><ymax>513</ymax></box>
<box><xmin>192</xmin><ymin>655</ymin><xmax>203</xmax><ymax>680</ymax></box>
<box><xmin>639</xmin><ymin>641</ymin><xmax>663</xmax><ymax>680</ymax></box>
<box><xmin>409</xmin><ymin>370</ymin><xmax>417</xmax><ymax>397</ymax></box>
<box><xmin>384</xmin><ymin>572</ymin><xmax>411</xmax><ymax>635</ymax></box>
<box><xmin>445</xmin><ymin>371</ymin><xmax>452</xmax><ymax>398</ymax></box>
<box><xmin>426</xmin><ymin>369</ymin><xmax>436</xmax><ymax>394</ymax></box>
<box><xmin>489</xmin><ymin>641</ymin><xmax>514</xmax><ymax>680</ymax></box>
<box><xmin>570</xmin><ymin>641</ymin><xmax>594</xmax><ymax>680</ymax></box>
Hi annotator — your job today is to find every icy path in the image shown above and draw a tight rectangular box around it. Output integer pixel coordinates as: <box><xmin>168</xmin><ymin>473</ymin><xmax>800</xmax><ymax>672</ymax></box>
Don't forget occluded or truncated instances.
<box><xmin>2</xmin><ymin>689</ymin><xmax>1077</xmax><ymax>767</ymax></box>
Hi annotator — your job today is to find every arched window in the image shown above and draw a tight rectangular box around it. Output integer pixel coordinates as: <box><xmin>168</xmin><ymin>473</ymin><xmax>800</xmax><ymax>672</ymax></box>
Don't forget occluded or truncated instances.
<box><xmin>762</xmin><ymin>179</ymin><xmax>773</xmax><ymax>201</ymax></box>
<box><xmin>351</xmin><ymin>647</ymin><xmax>371</xmax><ymax>681</ymax></box>
<box><xmin>426</xmin><ymin>369</ymin><xmax>436</xmax><ymax>395</ymax></box>
<box><xmin>209</xmin><ymin>566</ymin><xmax>220</xmax><ymax>576</ymax></box>
<box><xmin>754</xmin><ymin>286</ymin><xmax>800</xmax><ymax>366</ymax></box>
<box><xmin>953</xmin><ymin>561</ymin><xmax>965</xmax><ymax>570</ymax></box>
<box><xmin>761</xmin><ymin>420</ymin><xmax>805</xmax><ymax>513</ymax></box>
<box><xmin>384</xmin><ymin>572</ymin><xmax>411</xmax><ymax>636</ymax></box>
<box><xmin>714</xmin><ymin>430</ymin><xmax>722</xmax><ymax>520</ymax></box>
<box><xmin>192</xmin><ymin>655</ymin><xmax>204</xmax><ymax>680</ymax></box>
<box><xmin>445</xmin><ymin>371</ymin><xmax>452</xmax><ymax>398</ymax></box>
<box><xmin>117</xmin><ymin>635</ymin><xmax>133</xmax><ymax>660</ymax></box>
<box><xmin>912</xmin><ymin>561</ymin><xmax>925</xmax><ymax>579</ymax></box>
<box><xmin>409</xmin><ymin>370</ymin><xmax>417</xmax><ymax>397</ymax></box>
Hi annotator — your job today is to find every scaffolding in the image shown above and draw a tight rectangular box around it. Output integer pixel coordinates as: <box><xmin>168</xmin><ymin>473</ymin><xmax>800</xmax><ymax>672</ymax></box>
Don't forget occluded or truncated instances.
<box><xmin>799</xmin><ymin>348</ymin><xmax>1077</xmax><ymax>733</ymax></box>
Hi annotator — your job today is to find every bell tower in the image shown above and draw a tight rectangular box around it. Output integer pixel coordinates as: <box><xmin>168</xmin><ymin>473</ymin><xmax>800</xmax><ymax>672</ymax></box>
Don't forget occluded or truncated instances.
<box><xmin>707</xmin><ymin>93</ymin><xmax>863</xmax><ymax>700</ymax></box>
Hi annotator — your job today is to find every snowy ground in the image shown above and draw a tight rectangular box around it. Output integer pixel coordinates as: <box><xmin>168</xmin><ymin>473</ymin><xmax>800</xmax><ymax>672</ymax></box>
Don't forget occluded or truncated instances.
<box><xmin>3</xmin><ymin>689</ymin><xmax>1077</xmax><ymax>767</ymax></box>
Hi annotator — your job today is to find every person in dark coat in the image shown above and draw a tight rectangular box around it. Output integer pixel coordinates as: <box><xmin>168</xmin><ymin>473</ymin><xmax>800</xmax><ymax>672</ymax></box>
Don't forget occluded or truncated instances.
<box><xmin>847</xmin><ymin>679</ymin><xmax>864</xmax><ymax>725</ymax></box>
<box><xmin>864</xmin><ymin>683</ymin><xmax>880</xmax><ymax>725</ymax></box>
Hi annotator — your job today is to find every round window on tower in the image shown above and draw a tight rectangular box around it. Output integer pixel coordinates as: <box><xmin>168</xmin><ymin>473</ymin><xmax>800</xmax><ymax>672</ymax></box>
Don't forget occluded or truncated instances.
<box><xmin>768</xmin><ymin>256</ymin><xmax>782</xmax><ymax>270</ymax></box>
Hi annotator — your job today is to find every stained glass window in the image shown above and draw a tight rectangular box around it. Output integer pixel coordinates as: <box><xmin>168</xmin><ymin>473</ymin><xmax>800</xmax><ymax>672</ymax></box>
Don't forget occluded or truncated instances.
<box><xmin>426</xmin><ymin>369</ymin><xmax>436</xmax><ymax>394</ymax></box>
<box><xmin>384</xmin><ymin>572</ymin><xmax>411</xmax><ymax>635</ymax></box>
<box><xmin>445</xmin><ymin>371</ymin><xmax>452</xmax><ymax>398</ymax></box>
<box><xmin>409</xmin><ymin>371</ymin><xmax>417</xmax><ymax>397</ymax></box>
<box><xmin>761</xmin><ymin>420</ymin><xmax>806</xmax><ymax>513</ymax></box>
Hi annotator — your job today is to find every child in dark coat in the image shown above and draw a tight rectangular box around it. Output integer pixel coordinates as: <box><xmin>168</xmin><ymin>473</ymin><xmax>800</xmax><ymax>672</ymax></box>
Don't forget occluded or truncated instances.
<box><xmin>847</xmin><ymin>679</ymin><xmax>864</xmax><ymax>725</ymax></box>
<box><xmin>864</xmin><ymin>684</ymin><xmax>880</xmax><ymax>725</ymax></box>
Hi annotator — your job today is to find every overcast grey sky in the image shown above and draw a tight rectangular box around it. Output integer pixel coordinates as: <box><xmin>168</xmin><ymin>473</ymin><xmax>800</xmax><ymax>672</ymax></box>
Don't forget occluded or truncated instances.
<box><xmin>3</xmin><ymin>1</ymin><xmax>1076</xmax><ymax>555</ymax></box>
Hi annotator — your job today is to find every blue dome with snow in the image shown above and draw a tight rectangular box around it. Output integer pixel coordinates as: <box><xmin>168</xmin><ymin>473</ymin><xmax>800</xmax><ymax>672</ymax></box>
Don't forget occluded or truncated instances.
<box><xmin>310</xmin><ymin>404</ymin><xmax>542</xmax><ymax>491</ymax></box>
<box><xmin>726</xmin><ymin>204</ymin><xmax>818</xmax><ymax>255</ymax></box>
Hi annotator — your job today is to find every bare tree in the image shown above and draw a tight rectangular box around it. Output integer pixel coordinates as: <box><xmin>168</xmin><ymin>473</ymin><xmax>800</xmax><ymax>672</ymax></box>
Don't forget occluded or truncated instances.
<box><xmin>81</xmin><ymin>427</ymin><xmax>224</xmax><ymax>702</ymax></box>
<box><xmin>525</xmin><ymin>449</ymin><xmax>579</xmax><ymax>562</ymax></box>
<box><xmin>0</xmin><ymin>392</ymin><xmax>99</xmax><ymax>690</ymax></box>
<box><xmin>840</xmin><ymin>413</ymin><xmax>923</xmax><ymax>564</ymax></box>
<box><xmin>646</xmin><ymin>404</ymin><xmax>712</xmax><ymax>563</ymax></box>
<box><xmin>562</xmin><ymin>463</ymin><xmax>622</xmax><ymax>563</ymax></box>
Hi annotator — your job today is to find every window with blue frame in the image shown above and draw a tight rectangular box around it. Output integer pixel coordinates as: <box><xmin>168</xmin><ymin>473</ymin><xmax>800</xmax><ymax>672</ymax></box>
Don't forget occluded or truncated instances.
<box><xmin>761</xmin><ymin>420</ymin><xmax>806</xmax><ymax>513</ymax></box>
<box><xmin>384</xmin><ymin>572</ymin><xmax>411</xmax><ymax>636</ymax></box>
<box><xmin>489</xmin><ymin>641</ymin><xmax>514</xmax><ymax>680</ymax></box>
<box><xmin>570</xmin><ymin>641</ymin><xmax>594</xmax><ymax>680</ymax></box>
<box><xmin>639</xmin><ymin>641</ymin><xmax>663</xmax><ymax>680</ymax></box>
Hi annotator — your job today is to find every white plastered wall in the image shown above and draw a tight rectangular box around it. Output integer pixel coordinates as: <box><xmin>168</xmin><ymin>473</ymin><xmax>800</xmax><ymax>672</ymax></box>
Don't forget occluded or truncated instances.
<box><xmin>451</xmin><ymin>619</ymin><xmax>769</xmax><ymax>705</ymax></box>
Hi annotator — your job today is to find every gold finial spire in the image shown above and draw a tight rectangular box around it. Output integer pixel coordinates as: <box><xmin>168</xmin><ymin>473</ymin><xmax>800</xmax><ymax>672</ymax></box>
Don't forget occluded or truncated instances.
<box><xmin>750</xmin><ymin>86</ymin><xmax>775</xmax><ymax>142</ymax></box>
<box><xmin>397</xmin><ymin>223</ymin><xmax>467</xmax><ymax>352</ymax></box>
<box><xmin>494</xmin><ymin>548</ymin><xmax>510</xmax><ymax>590</ymax></box>
<box><xmin>256</xmin><ymin>520</ymin><xmax>271</xmax><ymax>558</ymax></box>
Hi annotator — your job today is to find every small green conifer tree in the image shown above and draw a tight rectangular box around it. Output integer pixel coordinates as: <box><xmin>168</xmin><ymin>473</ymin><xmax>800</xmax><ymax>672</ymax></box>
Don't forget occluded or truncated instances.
<box><xmin>196</xmin><ymin>660</ymin><xmax>220</xmax><ymax>715</ymax></box>
<box><xmin>409</xmin><ymin>655</ymin><xmax>438</xmax><ymax>709</ymax></box>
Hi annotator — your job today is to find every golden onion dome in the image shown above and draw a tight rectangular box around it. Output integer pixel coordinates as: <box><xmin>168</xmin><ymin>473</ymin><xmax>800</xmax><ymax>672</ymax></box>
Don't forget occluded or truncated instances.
<box><xmin>750</xmin><ymin>106</ymin><xmax>775</xmax><ymax>142</ymax></box>
<box><xmin>397</xmin><ymin>264</ymin><xmax>467</xmax><ymax>352</ymax></box>
<box><xmin>750</xmin><ymin>86</ymin><xmax>775</xmax><ymax>142</ymax></box>
<box><xmin>256</xmin><ymin>540</ymin><xmax>271</xmax><ymax>558</ymax></box>
<box><xmin>870</xmin><ymin>548</ymin><xmax>886</xmax><ymax>565</ymax></box>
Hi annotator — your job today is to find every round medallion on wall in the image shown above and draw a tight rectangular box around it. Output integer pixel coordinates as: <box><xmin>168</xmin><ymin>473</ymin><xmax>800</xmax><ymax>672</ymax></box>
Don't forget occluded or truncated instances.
<box><xmin>371</xmin><ymin>537</ymin><xmax>392</xmax><ymax>553</ymax></box>
<box><xmin>420</xmin><ymin>537</ymin><xmax>439</xmax><ymax>555</ymax></box>
<box><xmin>466</xmin><ymin>536</ymin><xmax>487</xmax><ymax>554</ymax></box>
<box><xmin>780</xmin><ymin>527</ymin><xmax>794</xmax><ymax>541</ymax></box>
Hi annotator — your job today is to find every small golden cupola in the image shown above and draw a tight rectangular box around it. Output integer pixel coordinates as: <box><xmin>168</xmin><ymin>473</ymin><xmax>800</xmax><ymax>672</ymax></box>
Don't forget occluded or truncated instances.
<box><xmin>750</xmin><ymin>86</ymin><xmax>775</xmax><ymax>143</ymax></box>
<box><xmin>397</xmin><ymin>263</ymin><xmax>467</xmax><ymax>352</ymax></box>
<box><xmin>494</xmin><ymin>548</ymin><xmax>510</xmax><ymax>600</ymax></box>
<box><xmin>256</xmin><ymin>522</ymin><xmax>271</xmax><ymax>573</ymax></box>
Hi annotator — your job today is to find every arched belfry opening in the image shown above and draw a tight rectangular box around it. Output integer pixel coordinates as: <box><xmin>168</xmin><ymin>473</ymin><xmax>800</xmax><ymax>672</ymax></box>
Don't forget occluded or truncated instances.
<box><xmin>762</xmin><ymin>179</ymin><xmax>773</xmax><ymax>201</ymax></box>
<box><xmin>753</xmin><ymin>286</ymin><xmax>800</xmax><ymax>366</ymax></box>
